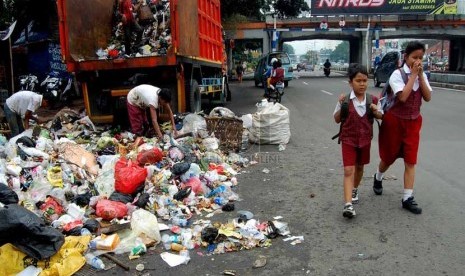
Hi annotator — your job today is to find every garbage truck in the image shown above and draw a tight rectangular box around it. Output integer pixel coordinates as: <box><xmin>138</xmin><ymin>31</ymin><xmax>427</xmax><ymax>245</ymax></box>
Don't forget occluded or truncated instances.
<box><xmin>56</xmin><ymin>0</ymin><xmax>226</xmax><ymax>123</ymax></box>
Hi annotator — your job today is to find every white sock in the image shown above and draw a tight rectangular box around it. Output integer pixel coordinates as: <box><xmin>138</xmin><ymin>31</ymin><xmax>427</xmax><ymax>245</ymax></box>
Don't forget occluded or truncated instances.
<box><xmin>403</xmin><ymin>189</ymin><xmax>413</xmax><ymax>201</ymax></box>
<box><xmin>345</xmin><ymin>202</ymin><xmax>352</xmax><ymax>207</ymax></box>
<box><xmin>375</xmin><ymin>170</ymin><xmax>384</xmax><ymax>181</ymax></box>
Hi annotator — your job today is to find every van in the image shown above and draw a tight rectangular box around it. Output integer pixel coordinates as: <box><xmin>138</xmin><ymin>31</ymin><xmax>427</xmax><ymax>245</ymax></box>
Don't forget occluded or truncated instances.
<box><xmin>374</xmin><ymin>51</ymin><xmax>430</xmax><ymax>87</ymax></box>
<box><xmin>254</xmin><ymin>52</ymin><xmax>293</xmax><ymax>87</ymax></box>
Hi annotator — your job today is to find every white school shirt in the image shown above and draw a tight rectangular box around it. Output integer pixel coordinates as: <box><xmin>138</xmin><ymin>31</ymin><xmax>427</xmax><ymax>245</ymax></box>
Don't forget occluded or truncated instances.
<box><xmin>333</xmin><ymin>91</ymin><xmax>381</xmax><ymax>117</ymax></box>
<box><xmin>127</xmin><ymin>84</ymin><xmax>160</xmax><ymax>109</ymax></box>
<box><xmin>5</xmin><ymin>91</ymin><xmax>43</xmax><ymax>118</ymax></box>
<box><xmin>389</xmin><ymin>64</ymin><xmax>432</xmax><ymax>95</ymax></box>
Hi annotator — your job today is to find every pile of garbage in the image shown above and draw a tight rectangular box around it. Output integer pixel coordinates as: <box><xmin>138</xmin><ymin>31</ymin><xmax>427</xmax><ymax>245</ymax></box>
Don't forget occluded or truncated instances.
<box><xmin>0</xmin><ymin>108</ymin><xmax>292</xmax><ymax>275</ymax></box>
<box><xmin>97</xmin><ymin>0</ymin><xmax>172</xmax><ymax>59</ymax></box>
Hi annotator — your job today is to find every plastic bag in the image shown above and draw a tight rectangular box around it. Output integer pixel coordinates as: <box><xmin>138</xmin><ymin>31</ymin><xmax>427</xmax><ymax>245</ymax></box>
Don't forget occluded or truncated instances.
<box><xmin>137</xmin><ymin>148</ymin><xmax>163</xmax><ymax>165</ymax></box>
<box><xmin>131</xmin><ymin>209</ymin><xmax>161</xmax><ymax>243</ymax></box>
<box><xmin>181</xmin><ymin>177</ymin><xmax>203</xmax><ymax>195</ymax></box>
<box><xmin>95</xmin><ymin>199</ymin><xmax>128</xmax><ymax>220</ymax></box>
<box><xmin>249</xmin><ymin>103</ymin><xmax>291</xmax><ymax>145</ymax></box>
<box><xmin>180</xmin><ymin>114</ymin><xmax>206</xmax><ymax>134</ymax></box>
<box><xmin>209</xmin><ymin>107</ymin><xmax>235</xmax><ymax>118</ymax></box>
<box><xmin>114</xmin><ymin>158</ymin><xmax>147</xmax><ymax>194</ymax></box>
<box><xmin>109</xmin><ymin>191</ymin><xmax>134</xmax><ymax>204</ymax></box>
<box><xmin>94</xmin><ymin>155</ymin><xmax>119</xmax><ymax>197</ymax></box>
<box><xmin>0</xmin><ymin>204</ymin><xmax>65</xmax><ymax>260</ymax></box>
<box><xmin>0</xmin><ymin>183</ymin><xmax>19</xmax><ymax>204</ymax></box>
<box><xmin>0</xmin><ymin>235</ymin><xmax>90</xmax><ymax>276</ymax></box>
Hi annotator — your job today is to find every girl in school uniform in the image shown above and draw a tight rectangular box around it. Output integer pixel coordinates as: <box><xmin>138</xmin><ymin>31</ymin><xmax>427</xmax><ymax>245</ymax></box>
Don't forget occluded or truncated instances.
<box><xmin>373</xmin><ymin>41</ymin><xmax>432</xmax><ymax>214</ymax></box>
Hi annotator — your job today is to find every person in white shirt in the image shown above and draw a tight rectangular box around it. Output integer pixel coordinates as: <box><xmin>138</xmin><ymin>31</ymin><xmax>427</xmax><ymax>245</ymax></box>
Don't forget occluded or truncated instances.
<box><xmin>4</xmin><ymin>90</ymin><xmax>50</xmax><ymax>137</ymax></box>
<box><xmin>126</xmin><ymin>84</ymin><xmax>176</xmax><ymax>138</ymax></box>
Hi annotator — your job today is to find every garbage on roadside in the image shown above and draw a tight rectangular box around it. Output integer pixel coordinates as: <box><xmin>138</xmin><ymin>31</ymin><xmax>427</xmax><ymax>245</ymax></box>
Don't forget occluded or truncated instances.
<box><xmin>0</xmin><ymin>105</ymin><xmax>295</xmax><ymax>274</ymax></box>
<box><xmin>249</xmin><ymin>103</ymin><xmax>291</xmax><ymax>145</ymax></box>
<box><xmin>97</xmin><ymin>0</ymin><xmax>172</xmax><ymax>59</ymax></box>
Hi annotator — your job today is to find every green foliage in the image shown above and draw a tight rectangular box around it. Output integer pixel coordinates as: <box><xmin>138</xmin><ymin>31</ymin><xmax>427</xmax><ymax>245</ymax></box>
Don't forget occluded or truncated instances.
<box><xmin>221</xmin><ymin>0</ymin><xmax>265</xmax><ymax>20</ymax></box>
<box><xmin>283</xmin><ymin>43</ymin><xmax>295</xmax><ymax>55</ymax></box>
<box><xmin>330</xmin><ymin>41</ymin><xmax>349</xmax><ymax>62</ymax></box>
<box><xmin>221</xmin><ymin>0</ymin><xmax>310</xmax><ymax>21</ymax></box>
<box><xmin>305</xmin><ymin>50</ymin><xmax>319</xmax><ymax>64</ymax></box>
<box><xmin>272</xmin><ymin>0</ymin><xmax>309</xmax><ymax>18</ymax></box>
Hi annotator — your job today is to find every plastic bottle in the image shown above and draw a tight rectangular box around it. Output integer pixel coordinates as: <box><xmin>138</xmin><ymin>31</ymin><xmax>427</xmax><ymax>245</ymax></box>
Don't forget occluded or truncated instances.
<box><xmin>85</xmin><ymin>253</ymin><xmax>105</xmax><ymax>270</ymax></box>
<box><xmin>172</xmin><ymin>217</ymin><xmax>188</xmax><ymax>227</ymax></box>
<box><xmin>213</xmin><ymin>197</ymin><xmax>227</xmax><ymax>205</ymax></box>
<box><xmin>162</xmin><ymin>234</ymin><xmax>181</xmax><ymax>250</ymax></box>
<box><xmin>80</xmin><ymin>228</ymin><xmax>92</xmax><ymax>236</ymax></box>
<box><xmin>207</xmin><ymin>185</ymin><xmax>226</xmax><ymax>198</ymax></box>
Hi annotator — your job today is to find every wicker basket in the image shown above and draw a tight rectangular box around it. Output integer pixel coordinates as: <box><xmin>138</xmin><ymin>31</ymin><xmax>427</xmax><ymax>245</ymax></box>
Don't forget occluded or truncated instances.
<box><xmin>205</xmin><ymin>116</ymin><xmax>243</xmax><ymax>152</ymax></box>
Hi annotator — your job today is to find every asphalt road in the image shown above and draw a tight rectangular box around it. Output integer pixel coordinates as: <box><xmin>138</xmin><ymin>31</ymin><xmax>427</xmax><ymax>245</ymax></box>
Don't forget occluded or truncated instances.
<box><xmin>82</xmin><ymin>76</ymin><xmax>465</xmax><ymax>276</ymax></box>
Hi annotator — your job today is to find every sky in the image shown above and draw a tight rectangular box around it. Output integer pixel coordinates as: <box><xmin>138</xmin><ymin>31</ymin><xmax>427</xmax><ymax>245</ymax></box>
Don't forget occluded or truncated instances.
<box><xmin>285</xmin><ymin>40</ymin><xmax>342</xmax><ymax>55</ymax></box>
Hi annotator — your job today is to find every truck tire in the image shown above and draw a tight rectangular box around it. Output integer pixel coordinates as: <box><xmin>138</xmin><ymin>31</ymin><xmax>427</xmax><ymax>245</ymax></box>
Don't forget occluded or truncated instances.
<box><xmin>188</xmin><ymin>80</ymin><xmax>201</xmax><ymax>112</ymax></box>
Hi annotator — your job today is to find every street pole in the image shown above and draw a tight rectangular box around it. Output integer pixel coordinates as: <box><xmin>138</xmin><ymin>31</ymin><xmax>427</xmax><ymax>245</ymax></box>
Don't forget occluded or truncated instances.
<box><xmin>272</xmin><ymin>15</ymin><xmax>277</xmax><ymax>52</ymax></box>
<box><xmin>365</xmin><ymin>16</ymin><xmax>371</xmax><ymax>71</ymax></box>
<box><xmin>8</xmin><ymin>36</ymin><xmax>14</xmax><ymax>93</ymax></box>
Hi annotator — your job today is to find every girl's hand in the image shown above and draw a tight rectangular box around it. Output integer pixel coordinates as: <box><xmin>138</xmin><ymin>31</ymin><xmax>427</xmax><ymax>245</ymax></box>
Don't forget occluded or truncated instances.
<box><xmin>370</xmin><ymin>103</ymin><xmax>378</xmax><ymax>112</ymax></box>
<box><xmin>338</xmin><ymin>93</ymin><xmax>345</xmax><ymax>104</ymax></box>
<box><xmin>411</xmin><ymin>60</ymin><xmax>422</xmax><ymax>75</ymax></box>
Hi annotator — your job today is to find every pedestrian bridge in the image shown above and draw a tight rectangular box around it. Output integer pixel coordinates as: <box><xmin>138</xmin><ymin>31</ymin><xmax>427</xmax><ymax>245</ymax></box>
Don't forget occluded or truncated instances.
<box><xmin>228</xmin><ymin>15</ymin><xmax>465</xmax><ymax>73</ymax></box>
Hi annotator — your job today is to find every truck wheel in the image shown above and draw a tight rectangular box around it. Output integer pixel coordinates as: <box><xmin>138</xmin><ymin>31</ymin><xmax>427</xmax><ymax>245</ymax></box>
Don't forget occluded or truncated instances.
<box><xmin>255</xmin><ymin>79</ymin><xmax>260</xmax><ymax>87</ymax></box>
<box><xmin>188</xmin><ymin>80</ymin><xmax>201</xmax><ymax>112</ymax></box>
<box><xmin>284</xmin><ymin>81</ymin><xmax>289</xmax><ymax>87</ymax></box>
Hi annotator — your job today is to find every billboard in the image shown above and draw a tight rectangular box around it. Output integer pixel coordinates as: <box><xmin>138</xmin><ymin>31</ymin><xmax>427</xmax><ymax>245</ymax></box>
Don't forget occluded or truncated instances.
<box><xmin>311</xmin><ymin>0</ymin><xmax>457</xmax><ymax>15</ymax></box>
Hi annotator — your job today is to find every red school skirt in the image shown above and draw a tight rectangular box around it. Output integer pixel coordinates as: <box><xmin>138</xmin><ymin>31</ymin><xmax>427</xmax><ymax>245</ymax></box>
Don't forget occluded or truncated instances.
<box><xmin>341</xmin><ymin>143</ymin><xmax>371</xmax><ymax>167</ymax></box>
<box><xmin>379</xmin><ymin>112</ymin><xmax>423</xmax><ymax>165</ymax></box>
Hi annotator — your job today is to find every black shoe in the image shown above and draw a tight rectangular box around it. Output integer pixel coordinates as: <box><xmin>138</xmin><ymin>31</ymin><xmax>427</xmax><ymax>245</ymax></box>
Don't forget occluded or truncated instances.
<box><xmin>402</xmin><ymin>197</ymin><xmax>422</xmax><ymax>214</ymax></box>
<box><xmin>373</xmin><ymin>174</ymin><xmax>383</xmax><ymax>195</ymax></box>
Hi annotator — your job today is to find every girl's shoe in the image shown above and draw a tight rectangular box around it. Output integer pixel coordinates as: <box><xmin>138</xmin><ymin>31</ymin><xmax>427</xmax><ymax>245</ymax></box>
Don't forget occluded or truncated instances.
<box><xmin>343</xmin><ymin>204</ymin><xmax>356</xmax><ymax>218</ymax></box>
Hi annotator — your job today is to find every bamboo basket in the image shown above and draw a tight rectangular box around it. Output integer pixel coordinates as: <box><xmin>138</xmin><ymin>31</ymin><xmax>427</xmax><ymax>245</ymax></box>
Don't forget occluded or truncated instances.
<box><xmin>205</xmin><ymin>116</ymin><xmax>243</xmax><ymax>152</ymax></box>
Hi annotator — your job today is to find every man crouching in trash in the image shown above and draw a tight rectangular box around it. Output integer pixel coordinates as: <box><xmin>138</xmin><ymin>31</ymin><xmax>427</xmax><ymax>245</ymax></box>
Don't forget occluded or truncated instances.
<box><xmin>4</xmin><ymin>90</ymin><xmax>53</xmax><ymax>137</ymax></box>
<box><xmin>126</xmin><ymin>84</ymin><xmax>177</xmax><ymax>139</ymax></box>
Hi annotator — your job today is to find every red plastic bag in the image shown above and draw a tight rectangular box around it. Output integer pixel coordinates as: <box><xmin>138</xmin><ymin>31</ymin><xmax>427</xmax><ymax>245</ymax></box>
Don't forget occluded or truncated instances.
<box><xmin>114</xmin><ymin>158</ymin><xmax>148</xmax><ymax>194</ymax></box>
<box><xmin>96</xmin><ymin>200</ymin><xmax>128</xmax><ymax>220</ymax></box>
<box><xmin>181</xmin><ymin>177</ymin><xmax>203</xmax><ymax>195</ymax></box>
<box><xmin>137</xmin><ymin>148</ymin><xmax>163</xmax><ymax>165</ymax></box>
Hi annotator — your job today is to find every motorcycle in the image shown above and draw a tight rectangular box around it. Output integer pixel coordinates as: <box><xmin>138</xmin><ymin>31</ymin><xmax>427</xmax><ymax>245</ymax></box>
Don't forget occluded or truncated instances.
<box><xmin>267</xmin><ymin>81</ymin><xmax>285</xmax><ymax>103</ymax></box>
<box><xmin>18</xmin><ymin>74</ymin><xmax>39</xmax><ymax>91</ymax></box>
<box><xmin>324</xmin><ymin>67</ymin><xmax>331</xmax><ymax>77</ymax></box>
<box><xmin>40</xmin><ymin>72</ymin><xmax>74</xmax><ymax>106</ymax></box>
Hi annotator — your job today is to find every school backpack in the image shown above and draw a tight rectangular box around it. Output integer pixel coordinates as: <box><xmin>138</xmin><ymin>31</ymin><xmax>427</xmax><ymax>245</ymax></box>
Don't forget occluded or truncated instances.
<box><xmin>380</xmin><ymin>68</ymin><xmax>408</xmax><ymax>112</ymax></box>
<box><xmin>331</xmin><ymin>93</ymin><xmax>376</xmax><ymax>144</ymax></box>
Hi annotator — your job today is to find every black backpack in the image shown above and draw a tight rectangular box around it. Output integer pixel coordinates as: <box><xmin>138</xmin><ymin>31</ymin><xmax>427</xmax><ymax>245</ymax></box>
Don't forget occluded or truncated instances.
<box><xmin>332</xmin><ymin>93</ymin><xmax>376</xmax><ymax>144</ymax></box>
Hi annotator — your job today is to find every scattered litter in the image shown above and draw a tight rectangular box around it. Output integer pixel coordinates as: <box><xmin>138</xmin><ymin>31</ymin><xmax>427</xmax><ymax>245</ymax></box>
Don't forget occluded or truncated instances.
<box><xmin>223</xmin><ymin>269</ymin><xmax>237</xmax><ymax>275</ymax></box>
<box><xmin>262</xmin><ymin>168</ymin><xmax>270</xmax><ymax>174</ymax></box>
<box><xmin>136</xmin><ymin>263</ymin><xmax>145</xmax><ymax>272</ymax></box>
<box><xmin>252</xmin><ymin>255</ymin><xmax>267</xmax><ymax>268</ymax></box>
<box><xmin>273</xmin><ymin>216</ymin><xmax>283</xmax><ymax>220</ymax></box>
<box><xmin>283</xmin><ymin>236</ymin><xmax>304</xmax><ymax>242</ymax></box>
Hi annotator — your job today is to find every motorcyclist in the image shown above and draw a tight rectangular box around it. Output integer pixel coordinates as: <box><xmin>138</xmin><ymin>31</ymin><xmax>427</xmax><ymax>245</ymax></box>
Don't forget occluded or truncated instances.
<box><xmin>263</xmin><ymin>57</ymin><xmax>278</xmax><ymax>97</ymax></box>
<box><xmin>324</xmin><ymin>59</ymin><xmax>331</xmax><ymax>77</ymax></box>
<box><xmin>269</xmin><ymin>59</ymin><xmax>284</xmax><ymax>89</ymax></box>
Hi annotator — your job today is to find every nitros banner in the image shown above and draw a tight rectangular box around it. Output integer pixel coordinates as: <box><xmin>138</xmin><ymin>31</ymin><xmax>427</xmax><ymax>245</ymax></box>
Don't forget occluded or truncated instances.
<box><xmin>311</xmin><ymin>0</ymin><xmax>457</xmax><ymax>15</ymax></box>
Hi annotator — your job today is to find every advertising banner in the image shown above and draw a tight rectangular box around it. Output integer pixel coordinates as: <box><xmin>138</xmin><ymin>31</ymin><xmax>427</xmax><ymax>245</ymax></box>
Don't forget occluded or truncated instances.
<box><xmin>311</xmin><ymin>0</ymin><xmax>457</xmax><ymax>15</ymax></box>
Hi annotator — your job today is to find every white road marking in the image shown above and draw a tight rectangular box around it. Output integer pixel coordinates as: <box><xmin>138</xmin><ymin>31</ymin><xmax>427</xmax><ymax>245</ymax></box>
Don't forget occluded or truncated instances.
<box><xmin>342</xmin><ymin>80</ymin><xmax>348</xmax><ymax>84</ymax></box>
<box><xmin>321</xmin><ymin>90</ymin><xmax>334</xmax><ymax>95</ymax></box>
<box><xmin>433</xmin><ymin>86</ymin><xmax>465</xmax><ymax>93</ymax></box>
<box><xmin>303</xmin><ymin>82</ymin><xmax>309</xmax><ymax>85</ymax></box>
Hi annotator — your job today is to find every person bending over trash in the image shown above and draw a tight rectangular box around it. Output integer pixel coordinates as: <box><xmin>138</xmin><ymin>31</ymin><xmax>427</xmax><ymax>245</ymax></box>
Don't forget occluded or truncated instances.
<box><xmin>126</xmin><ymin>84</ymin><xmax>177</xmax><ymax>139</ymax></box>
<box><xmin>4</xmin><ymin>90</ymin><xmax>52</xmax><ymax>137</ymax></box>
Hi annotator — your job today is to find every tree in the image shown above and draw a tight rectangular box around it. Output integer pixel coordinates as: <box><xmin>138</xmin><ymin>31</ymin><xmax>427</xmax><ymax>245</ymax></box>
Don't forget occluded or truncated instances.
<box><xmin>283</xmin><ymin>43</ymin><xmax>295</xmax><ymax>55</ymax></box>
<box><xmin>305</xmin><ymin>50</ymin><xmax>319</xmax><ymax>65</ymax></box>
<box><xmin>221</xmin><ymin>0</ymin><xmax>310</xmax><ymax>21</ymax></box>
<box><xmin>330</xmin><ymin>41</ymin><xmax>349</xmax><ymax>62</ymax></box>
<box><xmin>272</xmin><ymin>0</ymin><xmax>309</xmax><ymax>18</ymax></box>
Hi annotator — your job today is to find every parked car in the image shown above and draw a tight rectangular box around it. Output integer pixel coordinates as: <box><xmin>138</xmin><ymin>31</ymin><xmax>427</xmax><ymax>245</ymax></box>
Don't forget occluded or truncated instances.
<box><xmin>254</xmin><ymin>52</ymin><xmax>293</xmax><ymax>87</ymax></box>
